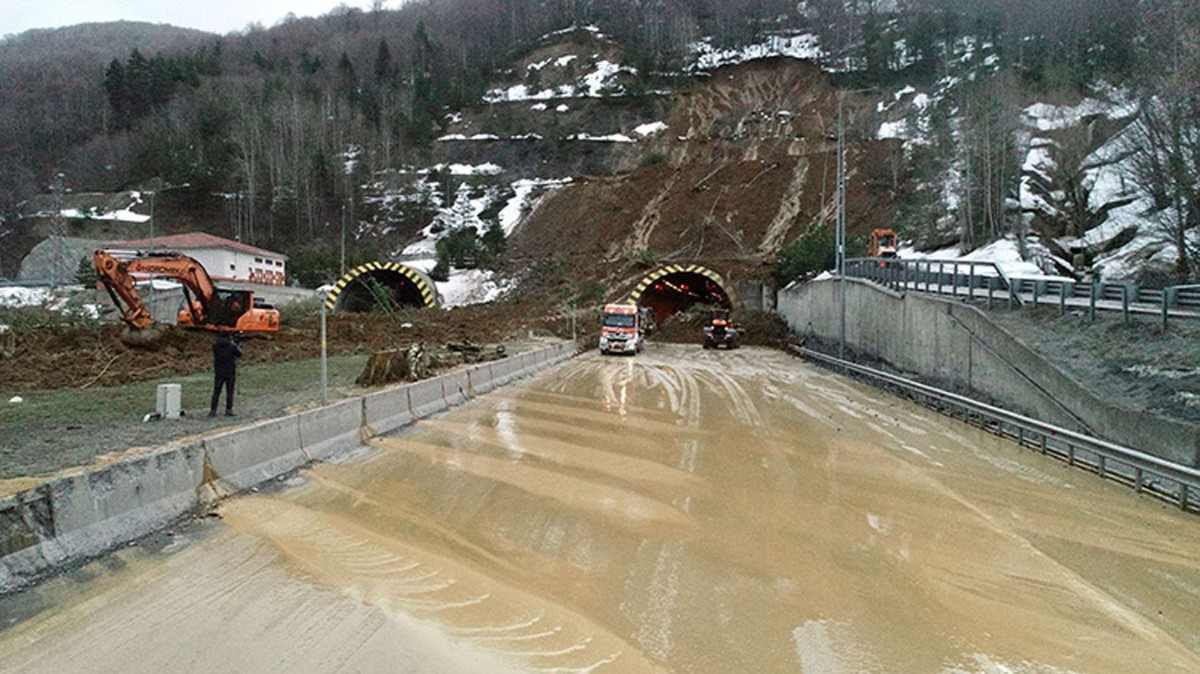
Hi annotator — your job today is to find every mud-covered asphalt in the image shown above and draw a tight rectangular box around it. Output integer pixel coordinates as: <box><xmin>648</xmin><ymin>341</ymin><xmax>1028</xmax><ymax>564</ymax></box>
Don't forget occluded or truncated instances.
<box><xmin>2</xmin><ymin>345</ymin><xmax>1199</xmax><ymax>673</ymax></box>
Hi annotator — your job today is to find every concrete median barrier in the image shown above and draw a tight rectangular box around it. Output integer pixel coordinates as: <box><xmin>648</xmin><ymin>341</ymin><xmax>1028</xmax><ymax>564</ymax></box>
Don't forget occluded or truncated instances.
<box><xmin>1</xmin><ymin>442</ymin><xmax>206</xmax><ymax>593</ymax></box>
<box><xmin>203</xmin><ymin>416</ymin><xmax>305</xmax><ymax>494</ymax></box>
<box><xmin>468</xmin><ymin>364</ymin><xmax>495</xmax><ymax>395</ymax></box>
<box><xmin>363</xmin><ymin>387</ymin><xmax>413</xmax><ymax>437</ymax></box>
<box><xmin>300</xmin><ymin>398</ymin><xmax>365</xmax><ymax>461</ymax></box>
<box><xmin>1</xmin><ymin>341</ymin><xmax>579</xmax><ymax>595</ymax></box>
<box><xmin>408</xmin><ymin>378</ymin><xmax>448</xmax><ymax>419</ymax></box>
<box><xmin>440</xmin><ymin>371</ymin><xmax>472</xmax><ymax>407</ymax></box>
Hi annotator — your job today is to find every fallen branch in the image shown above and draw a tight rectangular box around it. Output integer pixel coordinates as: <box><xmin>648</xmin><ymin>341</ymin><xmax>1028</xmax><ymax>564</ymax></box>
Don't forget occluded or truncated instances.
<box><xmin>80</xmin><ymin>354</ymin><xmax>121</xmax><ymax>390</ymax></box>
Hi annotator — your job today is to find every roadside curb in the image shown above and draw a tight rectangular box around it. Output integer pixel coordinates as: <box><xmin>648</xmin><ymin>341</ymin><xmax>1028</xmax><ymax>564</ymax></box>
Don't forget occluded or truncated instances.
<box><xmin>0</xmin><ymin>341</ymin><xmax>577</xmax><ymax>595</ymax></box>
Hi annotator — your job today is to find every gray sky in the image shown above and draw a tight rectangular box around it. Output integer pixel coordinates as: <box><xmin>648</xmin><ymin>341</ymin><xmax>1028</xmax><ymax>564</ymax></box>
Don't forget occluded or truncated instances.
<box><xmin>7</xmin><ymin>0</ymin><xmax>376</xmax><ymax>36</ymax></box>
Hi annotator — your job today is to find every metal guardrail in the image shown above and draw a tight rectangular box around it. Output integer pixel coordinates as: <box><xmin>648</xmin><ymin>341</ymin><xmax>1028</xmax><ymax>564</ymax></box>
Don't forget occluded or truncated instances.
<box><xmin>845</xmin><ymin>257</ymin><xmax>1199</xmax><ymax>326</ymax></box>
<box><xmin>791</xmin><ymin>345</ymin><xmax>1200</xmax><ymax>513</ymax></box>
<box><xmin>846</xmin><ymin>257</ymin><xmax>1022</xmax><ymax>308</ymax></box>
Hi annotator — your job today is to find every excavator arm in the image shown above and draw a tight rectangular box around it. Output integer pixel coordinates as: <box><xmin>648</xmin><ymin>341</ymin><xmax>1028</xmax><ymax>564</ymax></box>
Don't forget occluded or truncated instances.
<box><xmin>93</xmin><ymin>250</ymin><xmax>279</xmax><ymax>340</ymax></box>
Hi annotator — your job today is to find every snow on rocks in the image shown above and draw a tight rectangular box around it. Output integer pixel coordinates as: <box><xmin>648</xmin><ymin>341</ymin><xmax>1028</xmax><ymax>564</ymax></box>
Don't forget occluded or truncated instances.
<box><xmin>482</xmin><ymin>58</ymin><xmax>636</xmax><ymax>103</ymax></box>
<box><xmin>634</xmin><ymin>122</ymin><xmax>668</xmax><ymax>137</ymax></box>
<box><xmin>689</xmin><ymin>33</ymin><xmax>822</xmax><ymax>71</ymax></box>
<box><xmin>444</xmin><ymin>163</ymin><xmax>503</xmax><ymax>176</ymax></box>
<box><xmin>566</xmin><ymin>133</ymin><xmax>635</xmax><ymax>143</ymax></box>
<box><xmin>8</xmin><ymin>396</ymin><xmax>22</xmax><ymax>405</ymax></box>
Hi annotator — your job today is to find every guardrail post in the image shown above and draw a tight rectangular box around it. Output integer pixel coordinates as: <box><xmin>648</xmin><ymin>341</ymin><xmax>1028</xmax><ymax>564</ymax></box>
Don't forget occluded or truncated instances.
<box><xmin>1040</xmin><ymin>434</ymin><xmax>1047</xmax><ymax>455</ymax></box>
<box><xmin>1067</xmin><ymin>444</ymin><xmax>1075</xmax><ymax>466</ymax></box>
<box><xmin>1008</xmin><ymin>283</ymin><xmax>1016</xmax><ymax>309</ymax></box>
<box><xmin>987</xmin><ymin>277</ymin><xmax>995</xmax><ymax>309</ymax></box>
<box><xmin>1182</xmin><ymin>484</ymin><xmax>1190</xmax><ymax>511</ymax></box>
<box><xmin>1122</xmin><ymin>286</ymin><xmax>1130</xmax><ymax>326</ymax></box>
<box><xmin>1059</xmin><ymin>285</ymin><xmax>1067</xmax><ymax>316</ymax></box>
<box><xmin>968</xmin><ymin>264</ymin><xmax>976</xmax><ymax>302</ymax></box>
<box><xmin>1098</xmin><ymin>455</ymin><xmax>1106</xmax><ymax>478</ymax></box>
<box><xmin>1162</xmin><ymin>293</ymin><xmax>1169</xmax><ymax>332</ymax></box>
<box><xmin>1033</xmin><ymin>282</ymin><xmax>1040</xmax><ymax>307</ymax></box>
<box><xmin>1089</xmin><ymin>281</ymin><xmax>1097</xmax><ymax>322</ymax></box>
<box><xmin>1166</xmin><ymin>286</ymin><xmax>1178</xmax><ymax>308</ymax></box>
<box><xmin>1135</xmin><ymin>467</ymin><xmax>1143</xmax><ymax>493</ymax></box>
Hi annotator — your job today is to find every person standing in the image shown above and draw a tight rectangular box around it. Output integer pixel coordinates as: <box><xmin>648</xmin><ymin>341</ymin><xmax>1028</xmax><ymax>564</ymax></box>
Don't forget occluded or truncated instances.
<box><xmin>210</xmin><ymin>332</ymin><xmax>242</xmax><ymax>417</ymax></box>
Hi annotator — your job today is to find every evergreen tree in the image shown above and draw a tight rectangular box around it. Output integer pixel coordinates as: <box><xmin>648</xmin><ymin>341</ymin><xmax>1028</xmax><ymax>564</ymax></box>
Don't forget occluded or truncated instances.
<box><xmin>103</xmin><ymin>59</ymin><xmax>128</xmax><ymax>130</ymax></box>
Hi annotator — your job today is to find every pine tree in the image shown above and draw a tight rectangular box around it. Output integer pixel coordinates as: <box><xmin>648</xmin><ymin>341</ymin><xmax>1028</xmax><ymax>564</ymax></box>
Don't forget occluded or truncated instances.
<box><xmin>103</xmin><ymin>59</ymin><xmax>128</xmax><ymax>131</ymax></box>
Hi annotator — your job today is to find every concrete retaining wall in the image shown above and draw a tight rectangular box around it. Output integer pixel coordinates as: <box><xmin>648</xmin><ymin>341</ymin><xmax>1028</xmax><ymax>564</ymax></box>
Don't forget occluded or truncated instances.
<box><xmin>778</xmin><ymin>278</ymin><xmax>1200</xmax><ymax>466</ymax></box>
<box><xmin>0</xmin><ymin>341</ymin><xmax>577</xmax><ymax>594</ymax></box>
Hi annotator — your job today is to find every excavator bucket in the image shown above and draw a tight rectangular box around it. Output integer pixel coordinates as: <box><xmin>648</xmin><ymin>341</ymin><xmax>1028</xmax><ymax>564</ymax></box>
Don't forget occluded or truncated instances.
<box><xmin>119</xmin><ymin>324</ymin><xmax>168</xmax><ymax>348</ymax></box>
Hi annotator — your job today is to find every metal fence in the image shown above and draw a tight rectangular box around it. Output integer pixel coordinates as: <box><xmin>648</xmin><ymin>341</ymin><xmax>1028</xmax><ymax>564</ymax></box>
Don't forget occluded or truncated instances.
<box><xmin>845</xmin><ymin>257</ymin><xmax>1200</xmax><ymax>327</ymax></box>
<box><xmin>793</xmin><ymin>345</ymin><xmax>1200</xmax><ymax>514</ymax></box>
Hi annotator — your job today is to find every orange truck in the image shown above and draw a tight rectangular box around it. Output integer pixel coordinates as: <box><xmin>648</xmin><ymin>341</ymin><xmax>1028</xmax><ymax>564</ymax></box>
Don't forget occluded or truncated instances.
<box><xmin>869</xmin><ymin>228</ymin><xmax>899</xmax><ymax>258</ymax></box>
<box><xmin>599</xmin><ymin>303</ymin><xmax>644</xmax><ymax>355</ymax></box>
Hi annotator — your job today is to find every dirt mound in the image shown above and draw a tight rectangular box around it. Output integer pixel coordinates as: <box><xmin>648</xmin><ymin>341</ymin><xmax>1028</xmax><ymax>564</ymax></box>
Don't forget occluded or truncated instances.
<box><xmin>653</xmin><ymin>307</ymin><xmax>789</xmax><ymax>347</ymax></box>
<box><xmin>0</xmin><ymin>296</ymin><xmax>570</xmax><ymax>393</ymax></box>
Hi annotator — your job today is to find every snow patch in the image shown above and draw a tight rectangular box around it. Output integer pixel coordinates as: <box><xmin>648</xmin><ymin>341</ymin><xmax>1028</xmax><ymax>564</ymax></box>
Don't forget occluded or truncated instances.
<box><xmin>634</xmin><ymin>122</ymin><xmax>668</xmax><ymax>137</ymax></box>
<box><xmin>690</xmin><ymin>33</ymin><xmax>823</xmax><ymax>71</ymax></box>
<box><xmin>567</xmin><ymin>133</ymin><xmax>635</xmax><ymax>143</ymax></box>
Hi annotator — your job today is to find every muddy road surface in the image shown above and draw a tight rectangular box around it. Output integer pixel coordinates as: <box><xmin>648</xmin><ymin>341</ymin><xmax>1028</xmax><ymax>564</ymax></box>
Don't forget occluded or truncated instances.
<box><xmin>3</xmin><ymin>345</ymin><xmax>1200</xmax><ymax>673</ymax></box>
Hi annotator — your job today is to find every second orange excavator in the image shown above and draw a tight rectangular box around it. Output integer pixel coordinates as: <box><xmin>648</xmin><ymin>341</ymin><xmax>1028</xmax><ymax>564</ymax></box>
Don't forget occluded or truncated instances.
<box><xmin>93</xmin><ymin>250</ymin><xmax>280</xmax><ymax>345</ymax></box>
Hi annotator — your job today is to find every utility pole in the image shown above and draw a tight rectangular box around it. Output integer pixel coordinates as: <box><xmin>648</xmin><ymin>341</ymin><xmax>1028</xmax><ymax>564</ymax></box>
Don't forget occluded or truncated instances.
<box><xmin>837</xmin><ymin>94</ymin><xmax>847</xmax><ymax>360</ymax></box>
<box><xmin>835</xmin><ymin>87</ymin><xmax>878</xmax><ymax>361</ymax></box>
<box><xmin>339</xmin><ymin>206</ymin><xmax>346</xmax><ymax>275</ymax></box>
<box><xmin>51</xmin><ymin>172</ymin><xmax>66</xmax><ymax>288</ymax></box>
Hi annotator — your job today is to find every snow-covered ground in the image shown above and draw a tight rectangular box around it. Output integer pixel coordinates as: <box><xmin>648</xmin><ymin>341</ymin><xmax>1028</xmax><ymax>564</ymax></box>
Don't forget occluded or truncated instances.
<box><xmin>404</xmin><ymin>258</ymin><xmax>513</xmax><ymax>308</ymax></box>
<box><xmin>689</xmin><ymin>33</ymin><xmax>822</xmax><ymax>71</ymax></box>
<box><xmin>401</xmin><ymin>178</ymin><xmax>571</xmax><ymax>257</ymax></box>
<box><xmin>483</xmin><ymin>58</ymin><xmax>637</xmax><ymax>102</ymax></box>
<box><xmin>899</xmin><ymin>236</ymin><xmax>1071</xmax><ymax>280</ymax></box>
<box><xmin>0</xmin><ymin>285</ymin><xmax>102</xmax><ymax>318</ymax></box>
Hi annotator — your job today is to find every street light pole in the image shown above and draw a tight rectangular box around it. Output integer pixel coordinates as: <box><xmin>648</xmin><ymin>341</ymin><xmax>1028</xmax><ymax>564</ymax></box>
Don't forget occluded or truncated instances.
<box><xmin>837</xmin><ymin>93</ymin><xmax>847</xmax><ymax>360</ymax></box>
<box><xmin>834</xmin><ymin>87</ymin><xmax>877</xmax><ymax>361</ymax></box>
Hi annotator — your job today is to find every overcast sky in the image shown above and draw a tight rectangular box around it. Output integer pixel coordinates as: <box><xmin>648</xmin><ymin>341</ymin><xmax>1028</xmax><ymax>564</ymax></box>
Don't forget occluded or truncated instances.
<box><xmin>7</xmin><ymin>0</ymin><xmax>376</xmax><ymax>36</ymax></box>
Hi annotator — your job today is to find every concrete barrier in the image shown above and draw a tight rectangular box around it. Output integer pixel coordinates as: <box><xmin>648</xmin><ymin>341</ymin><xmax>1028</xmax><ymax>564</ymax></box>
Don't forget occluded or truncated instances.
<box><xmin>0</xmin><ymin>442</ymin><xmax>206</xmax><ymax>592</ymax></box>
<box><xmin>1</xmin><ymin>342</ymin><xmax>577</xmax><ymax>594</ymax></box>
<box><xmin>439</xmin><ymin>371</ymin><xmax>472</xmax><ymax>407</ymax></box>
<box><xmin>203</xmin><ymin>416</ymin><xmax>305</xmax><ymax>493</ymax></box>
<box><xmin>363</xmin><ymin>387</ymin><xmax>413</xmax><ymax>436</ymax></box>
<box><xmin>300</xmin><ymin>397</ymin><xmax>365</xmax><ymax>461</ymax></box>
<box><xmin>468</xmin><ymin>364</ymin><xmax>496</xmax><ymax>395</ymax></box>
<box><xmin>408</xmin><ymin>378</ymin><xmax>448</xmax><ymax>419</ymax></box>
<box><xmin>778</xmin><ymin>279</ymin><xmax>1200</xmax><ymax>466</ymax></box>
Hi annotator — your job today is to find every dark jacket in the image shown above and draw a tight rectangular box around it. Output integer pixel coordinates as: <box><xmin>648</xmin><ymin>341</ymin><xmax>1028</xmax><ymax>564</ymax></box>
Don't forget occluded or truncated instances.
<box><xmin>213</xmin><ymin>335</ymin><xmax>242</xmax><ymax>377</ymax></box>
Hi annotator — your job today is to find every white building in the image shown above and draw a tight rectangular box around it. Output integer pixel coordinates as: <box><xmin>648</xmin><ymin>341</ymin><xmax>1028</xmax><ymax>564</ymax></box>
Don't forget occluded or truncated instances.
<box><xmin>109</xmin><ymin>232</ymin><xmax>287</xmax><ymax>286</ymax></box>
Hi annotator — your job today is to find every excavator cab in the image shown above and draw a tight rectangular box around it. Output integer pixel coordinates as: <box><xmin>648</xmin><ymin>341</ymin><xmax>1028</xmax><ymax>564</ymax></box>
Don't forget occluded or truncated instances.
<box><xmin>205</xmin><ymin>289</ymin><xmax>254</xmax><ymax>328</ymax></box>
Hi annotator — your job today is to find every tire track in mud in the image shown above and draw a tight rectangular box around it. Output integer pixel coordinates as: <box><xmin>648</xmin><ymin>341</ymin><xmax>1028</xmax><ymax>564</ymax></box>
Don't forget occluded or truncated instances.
<box><xmin>221</xmin><ymin>497</ymin><xmax>662</xmax><ymax>674</ymax></box>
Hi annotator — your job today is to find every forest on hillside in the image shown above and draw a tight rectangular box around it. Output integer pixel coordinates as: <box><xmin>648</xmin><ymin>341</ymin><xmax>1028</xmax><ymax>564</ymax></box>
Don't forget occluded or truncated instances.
<box><xmin>0</xmin><ymin>0</ymin><xmax>1196</xmax><ymax>275</ymax></box>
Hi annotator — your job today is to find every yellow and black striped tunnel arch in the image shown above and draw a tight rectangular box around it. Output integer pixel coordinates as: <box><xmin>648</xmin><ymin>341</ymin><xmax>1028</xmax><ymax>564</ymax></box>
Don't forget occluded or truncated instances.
<box><xmin>628</xmin><ymin>264</ymin><xmax>733</xmax><ymax>305</ymax></box>
<box><xmin>323</xmin><ymin>262</ymin><xmax>441</xmax><ymax>312</ymax></box>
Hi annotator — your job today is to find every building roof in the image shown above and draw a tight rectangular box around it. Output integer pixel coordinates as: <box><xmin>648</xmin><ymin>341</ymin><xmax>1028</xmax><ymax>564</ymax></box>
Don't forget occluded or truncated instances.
<box><xmin>107</xmin><ymin>232</ymin><xmax>287</xmax><ymax>260</ymax></box>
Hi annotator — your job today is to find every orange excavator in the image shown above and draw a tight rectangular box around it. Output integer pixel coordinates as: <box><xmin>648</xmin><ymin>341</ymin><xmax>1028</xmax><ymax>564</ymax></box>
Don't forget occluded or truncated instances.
<box><xmin>94</xmin><ymin>250</ymin><xmax>280</xmax><ymax>345</ymax></box>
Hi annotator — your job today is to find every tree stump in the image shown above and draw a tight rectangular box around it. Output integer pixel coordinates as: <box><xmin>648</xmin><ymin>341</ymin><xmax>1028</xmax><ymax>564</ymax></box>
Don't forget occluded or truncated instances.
<box><xmin>356</xmin><ymin>343</ymin><xmax>429</xmax><ymax>387</ymax></box>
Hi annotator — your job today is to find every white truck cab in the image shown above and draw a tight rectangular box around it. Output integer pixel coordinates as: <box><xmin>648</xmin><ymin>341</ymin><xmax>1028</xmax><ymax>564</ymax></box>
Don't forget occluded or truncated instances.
<box><xmin>599</xmin><ymin>303</ymin><xmax>643</xmax><ymax>355</ymax></box>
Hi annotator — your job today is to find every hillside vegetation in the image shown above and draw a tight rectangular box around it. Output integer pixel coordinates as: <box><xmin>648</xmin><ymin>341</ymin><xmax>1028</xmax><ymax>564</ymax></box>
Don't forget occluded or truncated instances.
<box><xmin>0</xmin><ymin>0</ymin><xmax>1196</xmax><ymax>285</ymax></box>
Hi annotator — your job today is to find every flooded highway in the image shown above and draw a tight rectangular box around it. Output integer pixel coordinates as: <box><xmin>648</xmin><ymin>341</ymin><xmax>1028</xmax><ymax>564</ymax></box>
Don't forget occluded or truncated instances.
<box><xmin>3</xmin><ymin>345</ymin><xmax>1200</xmax><ymax>673</ymax></box>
